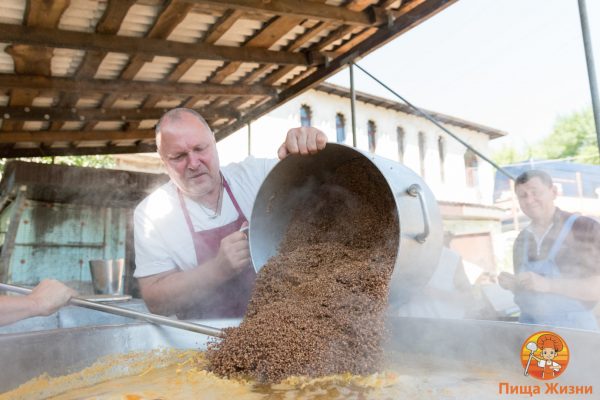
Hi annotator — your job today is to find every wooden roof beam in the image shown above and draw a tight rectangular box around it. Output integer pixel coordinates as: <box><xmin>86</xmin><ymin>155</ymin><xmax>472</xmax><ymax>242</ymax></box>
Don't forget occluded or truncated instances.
<box><xmin>132</xmin><ymin>8</ymin><xmax>245</xmax><ymax>115</ymax></box>
<box><xmin>0</xmin><ymin>129</ymin><xmax>155</xmax><ymax>144</ymax></box>
<box><xmin>125</xmin><ymin>7</ymin><xmax>246</xmax><ymax>130</ymax></box>
<box><xmin>213</xmin><ymin>0</ymin><xmax>456</xmax><ymax>141</ymax></box>
<box><xmin>0</xmin><ymin>23</ymin><xmax>324</xmax><ymax>66</ymax></box>
<box><xmin>208</xmin><ymin>15</ymin><xmax>303</xmax><ymax>84</ymax></box>
<box><xmin>0</xmin><ymin>143</ymin><xmax>157</xmax><ymax>158</ymax></box>
<box><xmin>184</xmin><ymin>0</ymin><xmax>385</xmax><ymax>26</ymax></box>
<box><xmin>0</xmin><ymin>106</ymin><xmax>240</xmax><ymax>122</ymax></box>
<box><xmin>4</xmin><ymin>0</ymin><xmax>70</xmax><ymax>132</ymax></box>
<box><xmin>90</xmin><ymin>1</ymin><xmax>197</xmax><ymax>129</ymax></box>
<box><xmin>51</xmin><ymin>0</ymin><xmax>138</xmax><ymax>130</ymax></box>
<box><xmin>0</xmin><ymin>75</ymin><xmax>278</xmax><ymax>97</ymax></box>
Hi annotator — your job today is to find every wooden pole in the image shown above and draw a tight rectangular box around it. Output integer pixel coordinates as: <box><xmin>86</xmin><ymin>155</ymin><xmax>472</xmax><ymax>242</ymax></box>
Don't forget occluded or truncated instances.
<box><xmin>0</xmin><ymin>186</ymin><xmax>28</xmax><ymax>283</ymax></box>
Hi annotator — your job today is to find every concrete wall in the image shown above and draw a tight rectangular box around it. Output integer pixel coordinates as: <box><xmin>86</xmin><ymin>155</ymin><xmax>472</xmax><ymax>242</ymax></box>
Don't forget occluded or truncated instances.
<box><xmin>217</xmin><ymin>89</ymin><xmax>497</xmax><ymax>205</ymax></box>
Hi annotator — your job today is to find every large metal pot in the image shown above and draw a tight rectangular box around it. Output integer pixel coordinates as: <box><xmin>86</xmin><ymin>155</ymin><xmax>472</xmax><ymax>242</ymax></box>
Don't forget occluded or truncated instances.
<box><xmin>1</xmin><ymin>318</ymin><xmax>598</xmax><ymax>397</ymax></box>
<box><xmin>249</xmin><ymin>143</ymin><xmax>443</xmax><ymax>306</ymax></box>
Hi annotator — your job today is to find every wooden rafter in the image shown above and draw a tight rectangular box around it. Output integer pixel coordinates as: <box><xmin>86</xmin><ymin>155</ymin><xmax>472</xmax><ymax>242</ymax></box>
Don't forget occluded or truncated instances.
<box><xmin>0</xmin><ymin>106</ymin><xmax>240</xmax><ymax>122</ymax></box>
<box><xmin>208</xmin><ymin>15</ymin><xmax>303</xmax><ymax>84</ymax></box>
<box><xmin>0</xmin><ymin>130</ymin><xmax>155</xmax><ymax>144</ymax></box>
<box><xmin>0</xmin><ymin>0</ymin><xmax>456</xmax><ymax>159</ymax></box>
<box><xmin>0</xmin><ymin>144</ymin><xmax>157</xmax><ymax>158</ymax></box>
<box><xmin>213</xmin><ymin>0</ymin><xmax>455</xmax><ymax>141</ymax></box>
<box><xmin>4</xmin><ymin>0</ymin><xmax>70</xmax><ymax>132</ymax></box>
<box><xmin>0</xmin><ymin>23</ymin><xmax>322</xmax><ymax>67</ymax></box>
<box><xmin>90</xmin><ymin>0</ymin><xmax>199</xmax><ymax>130</ymax></box>
<box><xmin>129</xmin><ymin>8</ymin><xmax>246</xmax><ymax>120</ymax></box>
<box><xmin>50</xmin><ymin>0</ymin><xmax>137</xmax><ymax>131</ymax></box>
<box><xmin>183</xmin><ymin>0</ymin><xmax>384</xmax><ymax>26</ymax></box>
<box><xmin>0</xmin><ymin>75</ymin><xmax>277</xmax><ymax>97</ymax></box>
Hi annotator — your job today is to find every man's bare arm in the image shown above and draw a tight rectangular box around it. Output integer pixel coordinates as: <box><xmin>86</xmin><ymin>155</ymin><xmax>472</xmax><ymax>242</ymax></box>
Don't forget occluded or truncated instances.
<box><xmin>0</xmin><ymin>280</ymin><xmax>77</xmax><ymax>326</ymax></box>
<box><xmin>138</xmin><ymin>228</ymin><xmax>250</xmax><ymax>316</ymax></box>
<box><xmin>517</xmin><ymin>272</ymin><xmax>600</xmax><ymax>302</ymax></box>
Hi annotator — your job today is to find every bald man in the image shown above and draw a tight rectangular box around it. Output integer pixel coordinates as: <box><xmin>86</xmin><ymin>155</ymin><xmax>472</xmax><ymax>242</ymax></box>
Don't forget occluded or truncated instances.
<box><xmin>134</xmin><ymin>108</ymin><xmax>327</xmax><ymax>319</ymax></box>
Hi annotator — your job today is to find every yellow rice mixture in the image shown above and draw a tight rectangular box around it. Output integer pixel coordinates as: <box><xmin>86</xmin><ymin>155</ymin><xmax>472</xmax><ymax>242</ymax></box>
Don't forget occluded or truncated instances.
<box><xmin>1</xmin><ymin>349</ymin><xmax>504</xmax><ymax>400</ymax></box>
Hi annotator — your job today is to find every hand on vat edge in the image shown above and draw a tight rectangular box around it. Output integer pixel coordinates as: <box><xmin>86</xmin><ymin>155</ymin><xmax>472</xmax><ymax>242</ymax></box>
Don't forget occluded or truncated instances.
<box><xmin>278</xmin><ymin>127</ymin><xmax>327</xmax><ymax>160</ymax></box>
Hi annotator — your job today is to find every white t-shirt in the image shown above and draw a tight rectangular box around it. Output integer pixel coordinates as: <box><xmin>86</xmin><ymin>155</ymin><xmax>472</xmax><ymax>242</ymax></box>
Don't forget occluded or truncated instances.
<box><xmin>396</xmin><ymin>247</ymin><xmax>469</xmax><ymax>319</ymax></box>
<box><xmin>134</xmin><ymin>156</ymin><xmax>277</xmax><ymax>278</ymax></box>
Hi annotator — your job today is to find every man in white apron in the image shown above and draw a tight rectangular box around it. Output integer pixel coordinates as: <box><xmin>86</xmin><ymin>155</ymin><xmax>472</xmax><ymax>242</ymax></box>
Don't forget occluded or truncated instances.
<box><xmin>133</xmin><ymin>108</ymin><xmax>327</xmax><ymax>319</ymax></box>
<box><xmin>499</xmin><ymin>170</ymin><xmax>600</xmax><ymax>330</ymax></box>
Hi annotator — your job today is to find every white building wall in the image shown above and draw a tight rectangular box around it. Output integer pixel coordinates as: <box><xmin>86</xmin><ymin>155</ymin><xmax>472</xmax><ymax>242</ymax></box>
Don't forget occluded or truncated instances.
<box><xmin>217</xmin><ymin>89</ymin><xmax>498</xmax><ymax>205</ymax></box>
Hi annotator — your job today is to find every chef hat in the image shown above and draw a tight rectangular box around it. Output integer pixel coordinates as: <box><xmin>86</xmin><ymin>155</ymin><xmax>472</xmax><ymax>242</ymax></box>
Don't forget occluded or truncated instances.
<box><xmin>537</xmin><ymin>334</ymin><xmax>563</xmax><ymax>352</ymax></box>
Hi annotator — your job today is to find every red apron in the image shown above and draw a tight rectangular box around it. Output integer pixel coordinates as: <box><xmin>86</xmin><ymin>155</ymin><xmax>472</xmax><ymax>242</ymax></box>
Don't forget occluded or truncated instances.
<box><xmin>177</xmin><ymin>176</ymin><xmax>256</xmax><ymax>319</ymax></box>
<box><xmin>542</xmin><ymin>362</ymin><xmax>556</xmax><ymax>379</ymax></box>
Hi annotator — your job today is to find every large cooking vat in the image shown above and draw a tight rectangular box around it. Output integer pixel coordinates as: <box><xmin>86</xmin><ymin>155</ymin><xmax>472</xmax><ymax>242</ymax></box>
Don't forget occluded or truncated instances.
<box><xmin>1</xmin><ymin>318</ymin><xmax>598</xmax><ymax>398</ymax></box>
<box><xmin>249</xmin><ymin>143</ymin><xmax>443</xmax><ymax>307</ymax></box>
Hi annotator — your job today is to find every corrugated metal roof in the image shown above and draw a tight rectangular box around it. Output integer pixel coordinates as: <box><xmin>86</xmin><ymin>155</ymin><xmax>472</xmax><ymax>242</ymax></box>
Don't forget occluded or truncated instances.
<box><xmin>0</xmin><ymin>0</ymin><xmax>457</xmax><ymax>158</ymax></box>
<box><xmin>134</xmin><ymin>56</ymin><xmax>179</xmax><ymax>82</ymax></box>
<box><xmin>118</xmin><ymin>4</ymin><xmax>161</xmax><ymax>37</ymax></box>
<box><xmin>167</xmin><ymin>12</ymin><xmax>216</xmax><ymax>43</ymax></box>
<box><xmin>178</xmin><ymin>60</ymin><xmax>225</xmax><ymax>83</ymax></box>
<box><xmin>0</xmin><ymin>44</ymin><xmax>15</xmax><ymax>73</ymax></box>
<box><xmin>215</xmin><ymin>18</ymin><xmax>263</xmax><ymax>46</ymax></box>
<box><xmin>52</xmin><ymin>49</ymin><xmax>86</xmax><ymax>77</ymax></box>
<box><xmin>95</xmin><ymin>52</ymin><xmax>131</xmax><ymax>80</ymax></box>
<box><xmin>59</xmin><ymin>0</ymin><xmax>106</xmax><ymax>33</ymax></box>
<box><xmin>0</xmin><ymin>0</ymin><xmax>25</xmax><ymax>25</ymax></box>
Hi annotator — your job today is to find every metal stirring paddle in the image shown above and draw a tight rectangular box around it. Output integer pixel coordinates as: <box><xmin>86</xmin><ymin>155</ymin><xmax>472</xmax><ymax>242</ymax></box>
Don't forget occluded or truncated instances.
<box><xmin>0</xmin><ymin>282</ymin><xmax>224</xmax><ymax>338</ymax></box>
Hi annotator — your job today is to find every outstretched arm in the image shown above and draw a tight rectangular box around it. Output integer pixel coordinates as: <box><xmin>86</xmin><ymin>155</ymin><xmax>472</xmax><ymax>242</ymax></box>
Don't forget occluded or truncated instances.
<box><xmin>0</xmin><ymin>279</ymin><xmax>77</xmax><ymax>326</ymax></box>
<box><xmin>516</xmin><ymin>272</ymin><xmax>600</xmax><ymax>302</ymax></box>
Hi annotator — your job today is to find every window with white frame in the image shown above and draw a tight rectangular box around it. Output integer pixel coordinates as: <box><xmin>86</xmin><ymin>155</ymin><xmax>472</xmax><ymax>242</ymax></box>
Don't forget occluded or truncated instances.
<box><xmin>397</xmin><ymin>126</ymin><xmax>405</xmax><ymax>163</ymax></box>
<box><xmin>465</xmin><ymin>149</ymin><xmax>479</xmax><ymax>187</ymax></box>
<box><xmin>438</xmin><ymin>136</ymin><xmax>446</xmax><ymax>182</ymax></box>
<box><xmin>300</xmin><ymin>104</ymin><xmax>312</xmax><ymax>127</ymax></box>
<box><xmin>418</xmin><ymin>131</ymin><xmax>426</xmax><ymax>177</ymax></box>
<box><xmin>367</xmin><ymin>120</ymin><xmax>376</xmax><ymax>153</ymax></box>
<box><xmin>336</xmin><ymin>113</ymin><xmax>346</xmax><ymax>143</ymax></box>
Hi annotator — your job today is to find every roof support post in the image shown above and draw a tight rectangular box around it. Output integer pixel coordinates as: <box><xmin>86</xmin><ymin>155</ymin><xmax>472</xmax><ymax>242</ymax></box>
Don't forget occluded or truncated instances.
<box><xmin>578</xmin><ymin>0</ymin><xmax>600</xmax><ymax>158</ymax></box>
<box><xmin>349</xmin><ymin>63</ymin><xmax>358</xmax><ymax>148</ymax></box>
<box><xmin>247</xmin><ymin>122</ymin><xmax>252</xmax><ymax>156</ymax></box>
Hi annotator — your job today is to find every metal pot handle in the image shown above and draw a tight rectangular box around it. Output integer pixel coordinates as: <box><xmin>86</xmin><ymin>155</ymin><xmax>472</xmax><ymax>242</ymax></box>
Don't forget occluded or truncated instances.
<box><xmin>406</xmin><ymin>184</ymin><xmax>430</xmax><ymax>243</ymax></box>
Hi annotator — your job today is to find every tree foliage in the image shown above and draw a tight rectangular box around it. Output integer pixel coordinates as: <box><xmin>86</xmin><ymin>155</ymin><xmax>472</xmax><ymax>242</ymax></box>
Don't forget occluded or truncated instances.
<box><xmin>493</xmin><ymin>106</ymin><xmax>599</xmax><ymax>165</ymax></box>
<box><xmin>0</xmin><ymin>155</ymin><xmax>116</xmax><ymax>173</ymax></box>
<box><xmin>535</xmin><ymin>107</ymin><xmax>598</xmax><ymax>163</ymax></box>
<box><xmin>492</xmin><ymin>145</ymin><xmax>522</xmax><ymax>166</ymax></box>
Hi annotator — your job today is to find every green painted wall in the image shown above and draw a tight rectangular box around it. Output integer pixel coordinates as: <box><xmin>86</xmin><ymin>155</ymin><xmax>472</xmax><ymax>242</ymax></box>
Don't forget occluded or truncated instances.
<box><xmin>0</xmin><ymin>200</ymin><xmax>126</xmax><ymax>286</ymax></box>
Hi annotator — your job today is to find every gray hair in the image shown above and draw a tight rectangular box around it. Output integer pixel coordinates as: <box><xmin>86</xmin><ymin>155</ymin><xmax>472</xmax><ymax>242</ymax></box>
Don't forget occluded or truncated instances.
<box><xmin>515</xmin><ymin>169</ymin><xmax>553</xmax><ymax>189</ymax></box>
<box><xmin>155</xmin><ymin>107</ymin><xmax>212</xmax><ymax>136</ymax></box>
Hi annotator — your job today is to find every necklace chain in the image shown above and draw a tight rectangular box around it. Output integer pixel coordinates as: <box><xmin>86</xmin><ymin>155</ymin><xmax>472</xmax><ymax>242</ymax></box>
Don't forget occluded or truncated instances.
<box><xmin>199</xmin><ymin>174</ymin><xmax>223</xmax><ymax>219</ymax></box>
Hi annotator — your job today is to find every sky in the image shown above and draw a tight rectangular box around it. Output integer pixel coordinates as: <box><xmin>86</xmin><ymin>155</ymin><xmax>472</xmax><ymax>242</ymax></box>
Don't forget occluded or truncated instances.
<box><xmin>326</xmin><ymin>0</ymin><xmax>600</xmax><ymax>154</ymax></box>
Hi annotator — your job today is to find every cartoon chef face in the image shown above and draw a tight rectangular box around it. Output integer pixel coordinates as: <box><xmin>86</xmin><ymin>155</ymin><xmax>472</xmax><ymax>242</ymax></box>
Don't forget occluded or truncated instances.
<box><xmin>541</xmin><ymin>346</ymin><xmax>557</xmax><ymax>361</ymax></box>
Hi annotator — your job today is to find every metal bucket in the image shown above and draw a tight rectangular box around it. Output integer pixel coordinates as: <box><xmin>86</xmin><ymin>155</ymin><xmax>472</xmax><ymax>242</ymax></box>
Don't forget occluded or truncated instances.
<box><xmin>249</xmin><ymin>143</ymin><xmax>443</xmax><ymax>307</ymax></box>
<box><xmin>89</xmin><ymin>259</ymin><xmax>125</xmax><ymax>295</ymax></box>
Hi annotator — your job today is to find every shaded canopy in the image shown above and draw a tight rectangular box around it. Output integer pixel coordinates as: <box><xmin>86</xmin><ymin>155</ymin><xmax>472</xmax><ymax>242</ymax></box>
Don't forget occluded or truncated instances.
<box><xmin>0</xmin><ymin>0</ymin><xmax>455</xmax><ymax>158</ymax></box>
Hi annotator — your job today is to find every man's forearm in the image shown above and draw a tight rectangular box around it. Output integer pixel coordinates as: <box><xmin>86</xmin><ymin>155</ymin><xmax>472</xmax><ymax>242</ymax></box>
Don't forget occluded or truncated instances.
<box><xmin>0</xmin><ymin>296</ymin><xmax>38</xmax><ymax>326</ymax></box>
<box><xmin>139</xmin><ymin>258</ymin><xmax>231</xmax><ymax>316</ymax></box>
<box><xmin>547</xmin><ymin>275</ymin><xmax>600</xmax><ymax>302</ymax></box>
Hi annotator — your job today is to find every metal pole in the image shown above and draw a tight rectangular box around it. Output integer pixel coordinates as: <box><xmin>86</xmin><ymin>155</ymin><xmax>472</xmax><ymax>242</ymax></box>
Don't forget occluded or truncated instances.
<box><xmin>349</xmin><ymin>63</ymin><xmax>357</xmax><ymax>148</ymax></box>
<box><xmin>0</xmin><ymin>282</ymin><xmax>224</xmax><ymax>338</ymax></box>
<box><xmin>247</xmin><ymin>122</ymin><xmax>251</xmax><ymax>156</ymax></box>
<box><xmin>352</xmin><ymin>62</ymin><xmax>515</xmax><ymax>180</ymax></box>
<box><xmin>578</xmin><ymin>0</ymin><xmax>600</xmax><ymax>157</ymax></box>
